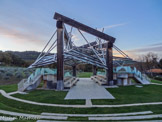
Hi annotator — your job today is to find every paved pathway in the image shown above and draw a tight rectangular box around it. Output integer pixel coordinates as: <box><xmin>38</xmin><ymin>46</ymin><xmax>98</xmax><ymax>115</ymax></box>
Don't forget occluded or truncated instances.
<box><xmin>65</xmin><ymin>78</ymin><xmax>115</xmax><ymax>99</ymax></box>
<box><xmin>1</xmin><ymin>82</ymin><xmax>162</xmax><ymax>108</ymax></box>
<box><xmin>41</xmin><ymin>111</ymin><xmax>153</xmax><ymax>117</ymax></box>
<box><xmin>89</xmin><ymin>114</ymin><xmax>162</xmax><ymax>121</ymax></box>
<box><xmin>151</xmin><ymin>83</ymin><xmax>162</xmax><ymax>85</ymax></box>
<box><xmin>0</xmin><ymin>110</ymin><xmax>67</xmax><ymax>120</ymax></box>
<box><xmin>0</xmin><ymin>109</ymin><xmax>161</xmax><ymax>121</ymax></box>
<box><xmin>8</xmin><ymin>91</ymin><xmax>28</xmax><ymax>95</ymax></box>
<box><xmin>0</xmin><ymin>116</ymin><xmax>16</xmax><ymax>121</ymax></box>
<box><xmin>1</xmin><ymin>89</ymin><xmax>162</xmax><ymax>108</ymax></box>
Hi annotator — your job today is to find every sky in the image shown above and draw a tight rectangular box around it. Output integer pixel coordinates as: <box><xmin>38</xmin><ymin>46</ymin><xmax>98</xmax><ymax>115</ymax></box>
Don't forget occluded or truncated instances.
<box><xmin>0</xmin><ymin>0</ymin><xmax>162</xmax><ymax>59</ymax></box>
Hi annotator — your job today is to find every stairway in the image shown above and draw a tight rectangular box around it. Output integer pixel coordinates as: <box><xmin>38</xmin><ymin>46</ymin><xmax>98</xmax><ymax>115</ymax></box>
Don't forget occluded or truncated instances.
<box><xmin>18</xmin><ymin>68</ymin><xmax>56</xmax><ymax>92</ymax></box>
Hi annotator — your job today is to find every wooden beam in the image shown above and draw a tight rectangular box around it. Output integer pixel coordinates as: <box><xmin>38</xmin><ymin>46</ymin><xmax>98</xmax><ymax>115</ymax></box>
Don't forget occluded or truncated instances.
<box><xmin>106</xmin><ymin>42</ymin><xmax>114</xmax><ymax>85</ymax></box>
<box><xmin>72</xmin><ymin>65</ymin><xmax>76</xmax><ymax>77</ymax></box>
<box><xmin>92</xmin><ymin>65</ymin><xmax>97</xmax><ymax>75</ymax></box>
<box><xmin>56</xmin><ymin>21</ymin><xmax>64</xmax><ymax>90</ymax></box>
<box><xmin>93</xmin><ymin>42</ymin><xmax>107</xmax><ymax>48</ymax></box>
<box><xmin>79</xmin><ymin>41</ymin><xmax>97</xmax><ymax>48</ymax></box>
<box><xmin>54</xmin><ymin>12</ymin><xmax>115</xmax><ymax>43</ymax></box>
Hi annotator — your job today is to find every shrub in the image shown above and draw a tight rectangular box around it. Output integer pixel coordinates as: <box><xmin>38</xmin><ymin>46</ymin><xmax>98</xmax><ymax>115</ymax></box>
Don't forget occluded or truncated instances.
<box><xmin>155</xmin><ymin>76</ymin><xmax>162</xmax><ymax>81</ymax></box>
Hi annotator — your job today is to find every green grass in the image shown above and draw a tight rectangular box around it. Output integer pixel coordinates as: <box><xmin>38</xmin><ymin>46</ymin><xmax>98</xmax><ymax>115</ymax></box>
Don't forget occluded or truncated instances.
<box><xmin>12</xmin><ymin>90</ymin><xmax>85</xmax><ymax>105</ymax></box>
<box><xmin>0</xmin><ymin>84</ymin><xmax>17</xmax><ymax>93</ymax></box>
<box><xmin>151</xmin><ymin>79</ymin><xmax>162</xmax><ymax>84</ymax></box>
<box><xmin>77</xmin><ymin>72</ymin><xmax>93</xmax><ymax>78</ymax></box>
<box><xmin>0</xmin><ymin>84</ymin><xmax>162</xmax><ymax>121</ymax></box>
<box><xmin>1</xmin><ymin>94</ymin><xmax>162</xmax><ymax>114</ymax></box>
<box><xmin>0</xmin><ymin>80</ymin><xmax>162</xmax><ymax>121</ymax></box>
<box><xmin>68</xmin><ymin>117</ymin><xmax>88</xmax><ymax>121</ymax></box>
<box><xmin>92</xmin><ymin>85</ymin><xmax>162</xmax><ymax>105</ymax></box>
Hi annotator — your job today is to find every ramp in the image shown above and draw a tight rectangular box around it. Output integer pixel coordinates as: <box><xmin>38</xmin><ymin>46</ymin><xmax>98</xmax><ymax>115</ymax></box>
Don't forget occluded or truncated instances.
<box><xmin>133</xmin><ymin>75</ymin><xmax>150</xmax><ymax>85</ymax></box>
<box><xmin>65</xmin><ymin>78</ymin><xmax>115</xmax><ymax>100</ymax></box>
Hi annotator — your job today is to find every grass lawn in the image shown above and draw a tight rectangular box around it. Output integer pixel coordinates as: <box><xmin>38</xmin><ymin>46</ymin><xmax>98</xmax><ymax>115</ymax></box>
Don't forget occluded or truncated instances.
<box><xmin>0</xmin><ymin>75</ymin><xmax>162</xmax><ymax>121</ymax></box>
<box><xmin>12</xmin><ymin>90</ymin><xmax>85</xmax><ymax>105</ymax></box>
<box><xmin>1</xmin><ymin>94</ymin><xmax>162</xmax><ymax>114</ymax></box>
<box><xmin>151</xmin><ymin>79</ymin><xmax>162</xmax><ymax>84</ymax></box>
<box><xmin>92</xmin><ymin>85</ymin><xmax>162</xmax><ymax>105</ymax></box>
<box><xmin>77</xmin><ymin>72</ymin><xmax>92</xmax><ymax>78</ymax></box>
<box><xmin>0</xmin><ymin>84</ymin><xmax>17</xmax><ymax>93</ymax></box>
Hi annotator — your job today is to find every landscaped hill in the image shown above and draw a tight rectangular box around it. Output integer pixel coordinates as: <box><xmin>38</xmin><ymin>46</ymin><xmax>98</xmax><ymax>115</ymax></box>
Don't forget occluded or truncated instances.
<box><xmin>0</xmin><ymin>51</ymin><xmax>41</xmax><ymax>67</ymax></box>
<box><xmin>7</xmin><ymin>51</ymin><xmax>40</xmax><ymax>61</ymax></box>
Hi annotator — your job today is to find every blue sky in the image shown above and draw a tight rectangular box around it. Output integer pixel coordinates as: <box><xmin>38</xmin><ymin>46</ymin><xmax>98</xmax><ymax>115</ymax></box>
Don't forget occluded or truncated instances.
<box><xmin>0</xmin><ymin>0</ymin><xmax>162</xmax><ymax>59</ymax></box>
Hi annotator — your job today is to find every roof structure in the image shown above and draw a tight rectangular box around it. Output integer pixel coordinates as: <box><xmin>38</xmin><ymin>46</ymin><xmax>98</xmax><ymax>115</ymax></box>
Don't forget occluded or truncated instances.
<box><xmin>29</xmin><ymin>13</ymin><xmax>133</xmax><ymax>69</ymax></box>
<box><xmin>27</xmin><ymin>12</ymin><xmax>137</xmax><ymax>90</ymax></box>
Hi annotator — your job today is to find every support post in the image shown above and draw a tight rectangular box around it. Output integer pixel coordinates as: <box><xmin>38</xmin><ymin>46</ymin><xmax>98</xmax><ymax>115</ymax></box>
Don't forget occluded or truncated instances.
<box><xmin>106</xmin><ymin>42</ymin><xmax>113</xmax><ymax>85</ymax></box>
<box><xmin>92</xmin><ymin>65</ymin><xmax>97</xmax><ymax>76</ymax></box>
<box><xmin>56</xmin><ymin>21</ymin><xmax>64</xmax><ymax>90</ymax></box>
<box><xmin>72</xmin><ymin>65</ymin><xmax>76</xmax><ymax>77</ymax></box>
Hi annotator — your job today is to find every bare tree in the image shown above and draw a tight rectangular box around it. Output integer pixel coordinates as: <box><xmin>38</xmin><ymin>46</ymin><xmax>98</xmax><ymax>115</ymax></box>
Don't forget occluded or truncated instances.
<box><xmin>137</xmin><ymin>52</ymin><xmax>158</xmax><ymax>74</ymax></box>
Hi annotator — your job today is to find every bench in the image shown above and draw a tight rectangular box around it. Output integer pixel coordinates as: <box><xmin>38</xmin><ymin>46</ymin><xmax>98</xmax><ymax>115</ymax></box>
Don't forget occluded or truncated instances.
<box><xmin>91</xmin><ymin>75</ymin><xmax>107</xmax><ymax>85</ymax></box>
<box><xmin>64</xmin><ymin>77</ymin><xmax>79</xmax><ymax>88</ymax></box>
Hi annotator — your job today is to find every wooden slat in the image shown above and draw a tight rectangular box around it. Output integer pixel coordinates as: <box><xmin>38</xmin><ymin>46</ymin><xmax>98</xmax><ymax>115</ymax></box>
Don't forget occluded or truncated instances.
<box><xmin>54</xmin><ymin>12</ymin><xmax>115</xmax><ymax>43</ymax></box>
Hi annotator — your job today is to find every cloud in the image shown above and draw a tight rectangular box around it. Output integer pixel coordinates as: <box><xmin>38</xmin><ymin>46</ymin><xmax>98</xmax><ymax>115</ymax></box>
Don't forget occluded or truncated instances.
<box><xmin>98</xmin><ymin>23</ymin><xmax>127</xmax><ymax>31</ymax></box>
<box><xmin>127</xmin><ymin>43</ymin><xmax>162</xmax><ymax>53</ymax></box>
<box><xmin>124</xmin><ymin>42</ymin><xmax>162</xmax><ymax>59</ymax></box>
<box><xmin>148</xmin><ymin>42</ymin><xmax>162</xmax><ymax>47</ymax></box>
<box><xmin>0</xmin><ymin>24</ymin><xmax>47</xmax><ymax>45</ymax></box>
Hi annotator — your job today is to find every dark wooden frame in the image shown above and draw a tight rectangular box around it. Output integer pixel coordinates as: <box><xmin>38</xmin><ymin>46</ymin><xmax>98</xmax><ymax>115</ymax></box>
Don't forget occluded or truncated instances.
<box><xmin>54</xmin><ymin>12</ymin><xmax>115</xmax><ymax>43</ymax></box>
<box><xmin>54</xmin><ymin>12</ymin><xmax>115</xmax><ymax>89</ymax></box>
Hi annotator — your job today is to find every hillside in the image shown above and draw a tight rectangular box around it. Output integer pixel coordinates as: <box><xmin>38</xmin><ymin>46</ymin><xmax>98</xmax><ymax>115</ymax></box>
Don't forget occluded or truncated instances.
<box><xmin>7</xmin><ymin>51</ymin><xmax>40</xmax><ymax>61</ymax></box>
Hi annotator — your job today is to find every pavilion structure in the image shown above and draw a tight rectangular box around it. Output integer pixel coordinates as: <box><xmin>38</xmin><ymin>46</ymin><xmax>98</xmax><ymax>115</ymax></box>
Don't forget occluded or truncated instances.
<box><xmin>29</xmin><ymin>12</ymin><xmax>133</xmax><ymax>90</ymax></box>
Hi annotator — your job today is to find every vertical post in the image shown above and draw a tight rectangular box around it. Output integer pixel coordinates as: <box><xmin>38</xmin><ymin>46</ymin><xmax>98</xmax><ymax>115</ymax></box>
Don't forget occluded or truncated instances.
<box><xmin>106</xmin><ymin>42</ymin><xmax>113</xmax><ymax>85</ymax></box>
<box><xmin>56</xmin><ymin>21</ymin><xmax>64</xmax><ymax>90</ymax></box>
<box><xmin>72</xmin><ymin>65</ymin><xmax>76</xmax><ymax>77</ymax></box>
<box><xmin>92</xmin><ymin>65</ymin><xmax>97</xmax><ymax>76</ymax></box>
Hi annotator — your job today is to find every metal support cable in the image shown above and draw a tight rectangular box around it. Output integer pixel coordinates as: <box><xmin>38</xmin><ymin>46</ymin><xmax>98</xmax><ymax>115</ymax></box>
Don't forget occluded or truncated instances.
<box><xmin>113</xmin><ymin>46</ymin><xmax>127</xmax><ymax>58</ymax></box>
<box><xmin>113</xmin><ymin>45</ymin><xmax>130</xmax><ymax>58</ymax></box>
<box><xmin>77</xmin><ymin>29</ymin><xmax>106</xmax><ymax>65</ymax></box>
<box><xmin>36</xmin><ymin>30</ymin><xmax>57</xmax><ymax>61</ymax></box>
<box><xmin>35</xmin><ymin>39</ymin><xmax>57</xmax><ymax>63</ymax></box>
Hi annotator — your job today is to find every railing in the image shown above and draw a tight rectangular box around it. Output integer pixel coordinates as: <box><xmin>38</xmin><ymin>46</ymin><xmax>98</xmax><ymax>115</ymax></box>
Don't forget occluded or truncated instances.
<box><xmin>19</xmin><ymin>68</ymin><xmax>73</xmax><ymax>91</ymax></box>
<box><xmin>97</xmin><ymin>66</ymin><xmax>150</xmax><ymax>83</ymax></box>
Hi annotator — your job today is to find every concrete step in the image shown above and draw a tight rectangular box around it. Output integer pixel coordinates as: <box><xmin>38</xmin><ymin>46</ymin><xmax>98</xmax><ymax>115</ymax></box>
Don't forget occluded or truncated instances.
<box><xmin>41</xmin><ymin>111</ymin><xmax>153</xmax><ymax>117</ymax></box>
<box><xmin>89</xmin><ymin>114</ymin><xmax>162</xmax><ymax>121</ymax></box>
<box><xmin>0</xmin><ymin>110</ymin><xmax>67</xmax><ymax>120</ymax></box>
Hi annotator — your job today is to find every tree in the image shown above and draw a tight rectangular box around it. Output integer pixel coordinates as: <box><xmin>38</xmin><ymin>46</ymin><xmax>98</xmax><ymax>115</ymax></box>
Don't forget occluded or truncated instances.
<box><xmin>137</xmin><ymin>52</ymin><xmax>158</xmax><ymax>73</ymax></box>
<box><xmin>159</xmin><ymin>59</ymin><xmax>162</xmax><ymax>69</ymax></box>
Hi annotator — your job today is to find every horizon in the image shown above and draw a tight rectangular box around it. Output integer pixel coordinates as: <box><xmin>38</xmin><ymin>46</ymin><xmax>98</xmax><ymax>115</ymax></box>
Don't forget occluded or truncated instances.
<box><xmin>0</xmin><ymin>0</ymin><xmax>162</xmax><ymax>59</ymax></box>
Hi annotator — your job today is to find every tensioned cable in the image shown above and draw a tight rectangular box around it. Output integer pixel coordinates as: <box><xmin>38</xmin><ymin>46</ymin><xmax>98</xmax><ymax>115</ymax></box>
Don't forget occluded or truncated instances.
<box><xmin>77</xmin><ymin>29</ymin><xmax>106</xmax><ymax>66</ymax></box>
<box><xmin>36</xmin><ymin>30</ymin><xmax>57</xmax><ymax>61</ymax></box>
<box><xmin>113</xmin><ymin>45</ymin><xmax>130</xmax><ymax>58</ymax></box>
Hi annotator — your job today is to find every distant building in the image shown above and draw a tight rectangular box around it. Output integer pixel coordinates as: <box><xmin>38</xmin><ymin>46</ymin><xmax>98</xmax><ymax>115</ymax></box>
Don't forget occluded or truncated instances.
<box><xmin>147</xmin><ymin>68</ymin><xmax>162</xmax><ymax>77</ymax></box>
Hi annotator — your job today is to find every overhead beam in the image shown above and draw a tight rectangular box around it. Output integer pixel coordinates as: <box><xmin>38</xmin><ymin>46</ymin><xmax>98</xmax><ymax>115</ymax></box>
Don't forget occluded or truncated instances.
<box><xmin>94</xmin><ymin>42</ymin><xmax>107</xmax><ymax>48</ymax></box>
<box><xmin>79</xmin><ymin>41</ymin><xmax>97</xmax><ymax>48</ymax></box>
<box><xmin>54</xmin><ymin>12</ymin><xmax>115</xmax><ymax>43</ymax></box>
